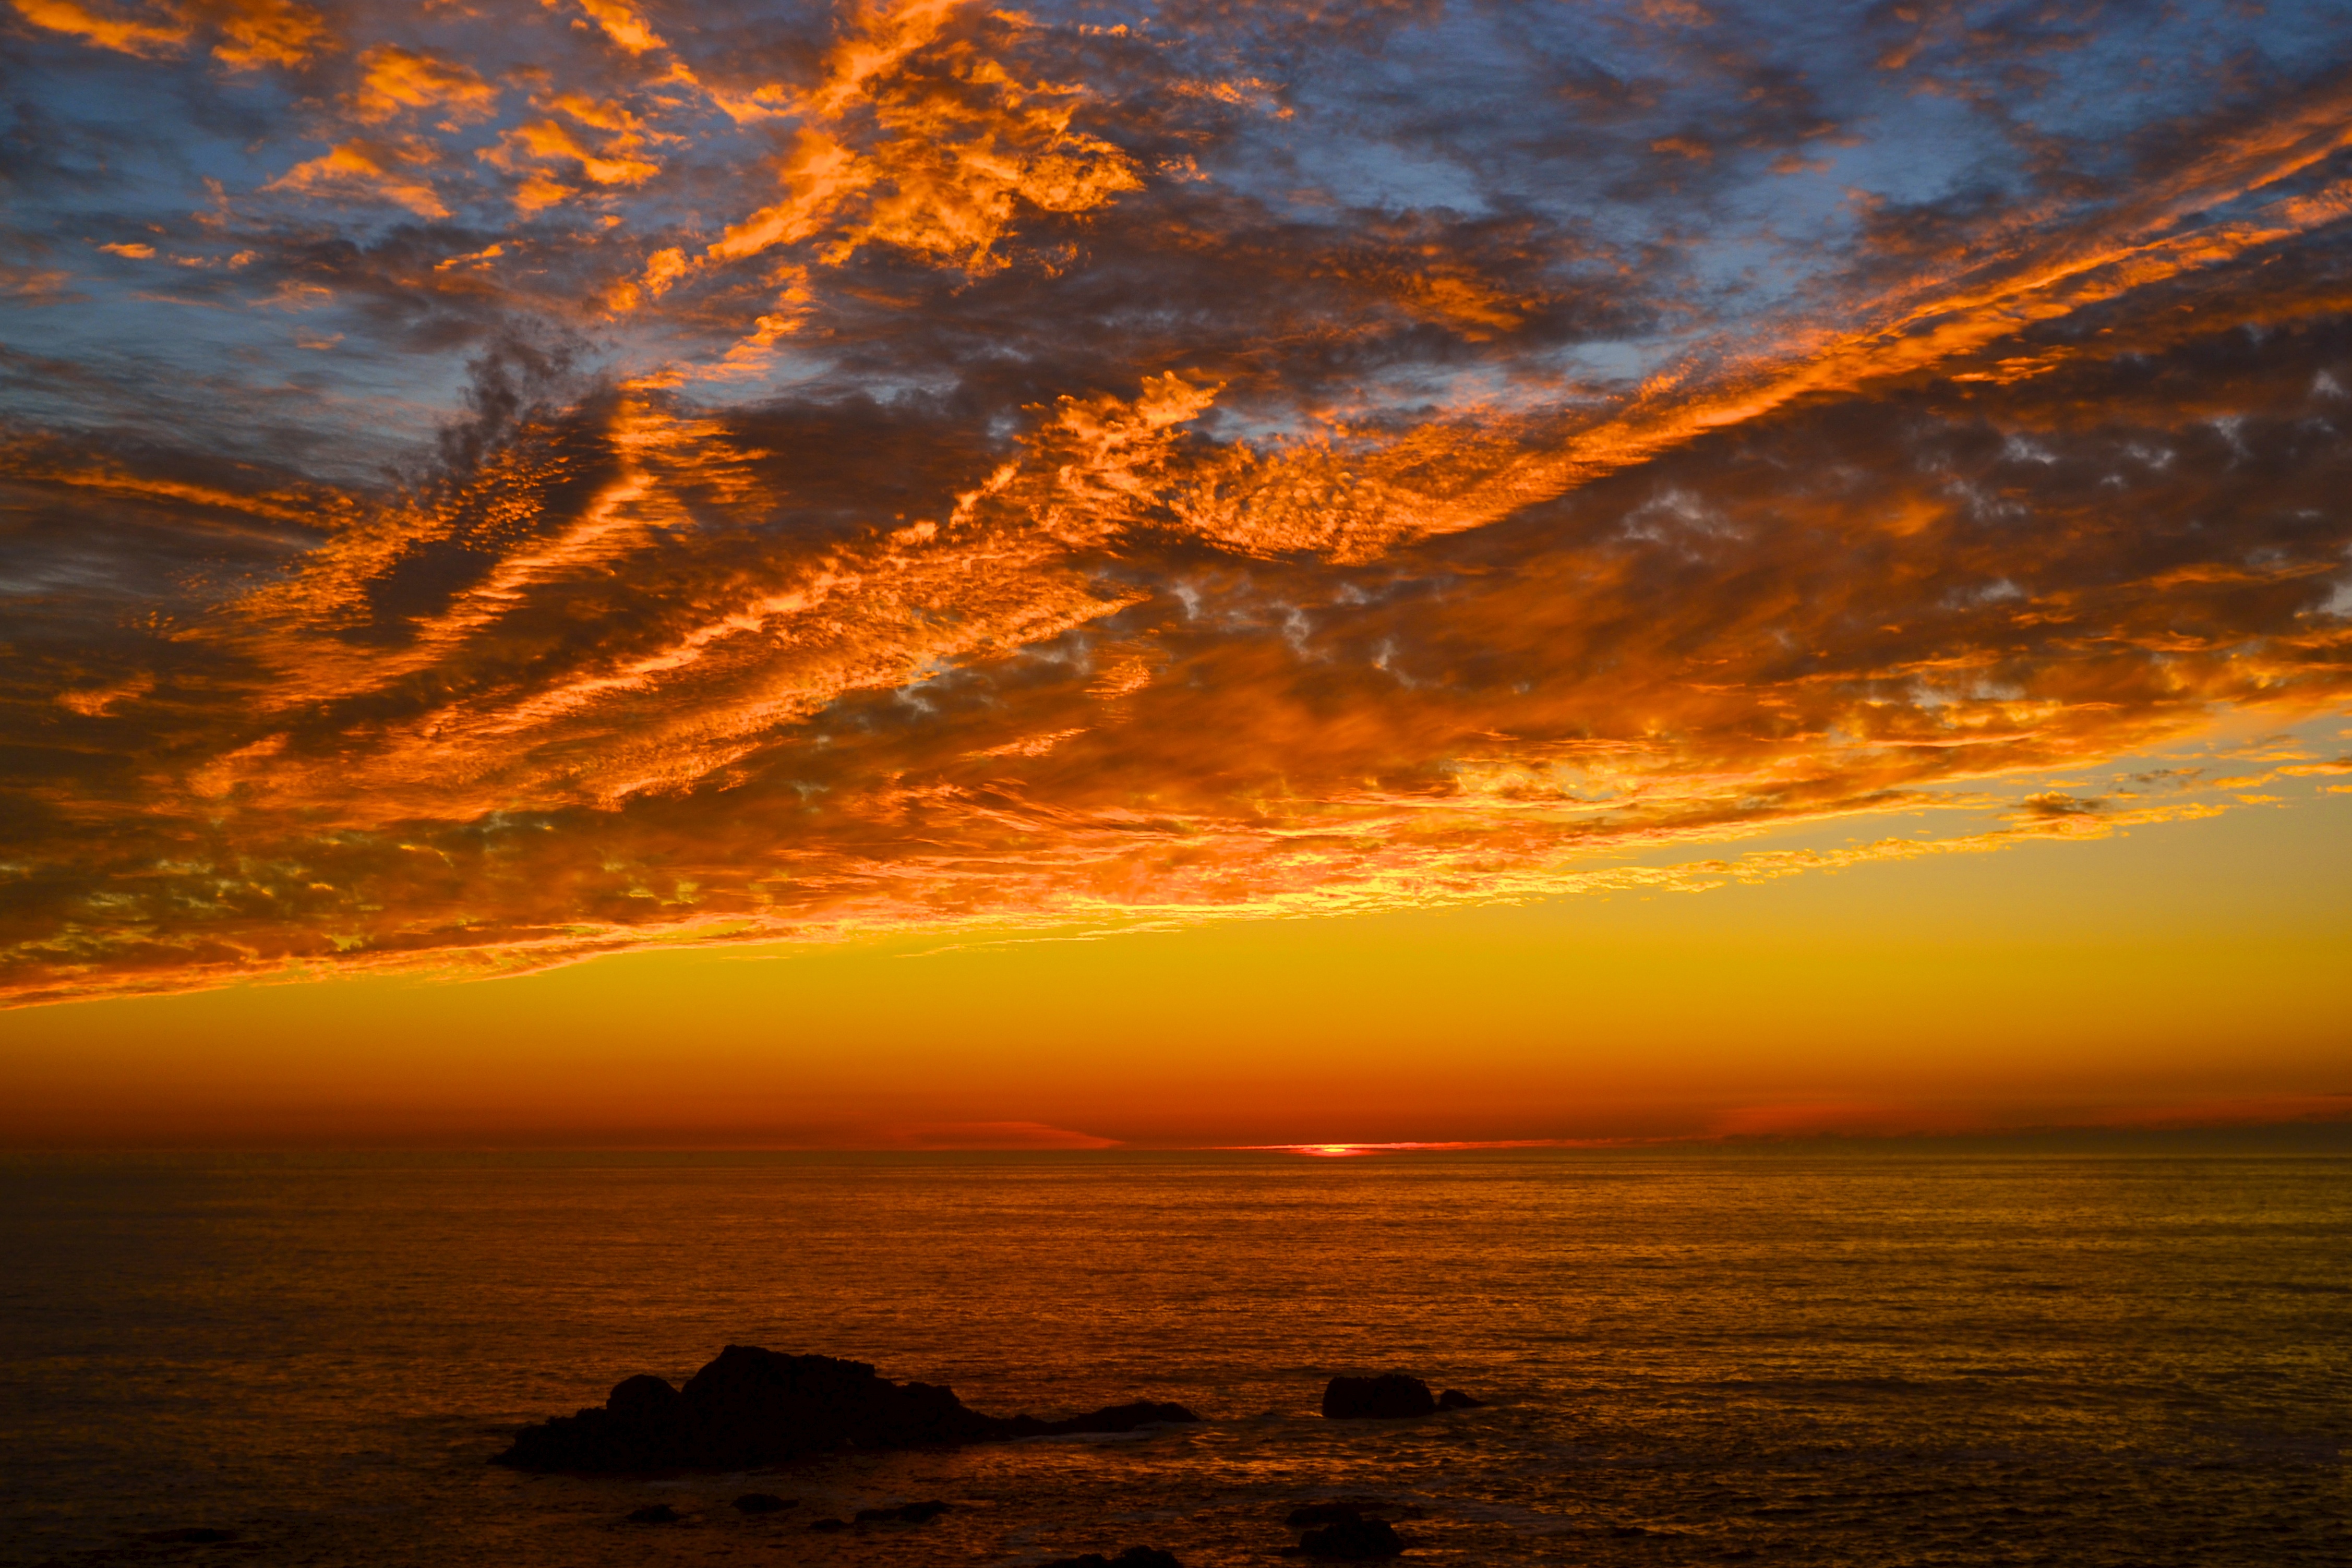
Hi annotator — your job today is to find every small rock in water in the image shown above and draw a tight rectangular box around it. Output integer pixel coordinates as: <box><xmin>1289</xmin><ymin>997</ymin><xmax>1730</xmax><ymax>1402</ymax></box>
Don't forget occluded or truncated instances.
<box><xmin>142</xmin><ymin>1528</ymin><xmax>237</xmax><ymax>1544</ymax></box>
<box><xmin>1435</xmin><ymin>1388</ymin><xmax>1482</xmax><ymax>1409</ymax></box>
<box><xmin>808</xmin><ymin>1516</ymin><xmax>849</xmax><ymax>1533</ymax></box>
<box><xmin>625</xmin><ymin>1503</ymin><xmax>681</xmax><ymax>1524</ymax></box>
<box><xmin>1321</xmin><ymin>1374</ymin><xmax>1436</xmax><ymax>1419</ymax></box>
<box><xmin>1040</xmin><ymin>1549</ymin><xmax>1183</xmax><ymax>1568</ymax></box>
<box><xmin>1286</xmin><ymin>1503</ymin><xmax>1368</xmax><ymax>1528</ymax></box>
<box><xmin>853</xmin><ymin>1499</ymin><xmax>949</xmax><ymax>1523</ymax></box>
<box><xmin>733</xmin><ymin>1492</ymin><xmax>795</xmax><ymax>1513</ymax></box>
<box><xmin>1298</xmin><ymin>1517</ymin><xmax>1405</xmax><ymax>1559</ymax></box>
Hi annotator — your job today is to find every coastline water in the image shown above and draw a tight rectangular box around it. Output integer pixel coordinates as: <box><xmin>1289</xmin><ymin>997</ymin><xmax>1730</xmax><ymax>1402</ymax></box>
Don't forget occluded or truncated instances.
<box><xmin>2</xmin><ymin>1150</ymin><xmax>2345</xmax><ymax>1565</ymax></box>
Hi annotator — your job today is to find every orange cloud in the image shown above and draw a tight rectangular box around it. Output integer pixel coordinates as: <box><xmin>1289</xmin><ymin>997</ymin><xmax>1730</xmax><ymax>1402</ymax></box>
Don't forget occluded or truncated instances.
<box><xmin>483</xmin><ymin>117</ymin><xmax>659</xmax><ymax>195</ymax></box>
<box><xmin>266</xmin><ymin>136</ymin><xmax>449</xmax><ymax>217</ymax></box>
<box><xmin>881</xmin><ymin>1120</ymin><xmax>1119</xmax><ymax>1149</ymax></box>
<box><xmin>352</xmin><ymin>43</ymin><xmax>498</xmax><ymax>124</ymax></box>
<box><xmin>198</xmin><ymin>0</ymin><xmax>326</xmax><ymax>67</ymax></box>
<box><xmin>551</xmin><ymin>0</ymin><xmax>664</xmax><ymax>54</ymax></box>
<box><xmin>9</xmin><ymin>0</ymin><xmax>187</xmax><ymax>55</ymax></box>
<box><xmin>693</xmin><ymin>0</ymin><xmax>1140</xmax><ymax>280</ymax></box>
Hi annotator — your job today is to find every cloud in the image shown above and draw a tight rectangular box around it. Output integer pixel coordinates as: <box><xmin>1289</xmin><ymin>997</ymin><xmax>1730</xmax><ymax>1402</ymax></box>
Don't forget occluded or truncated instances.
<box><xmin>881</xmin><ymin>1120</ymin><xmax>1119</xmax><ymax>1149</ymax></box>
<box><xmin>265</xmin><ymin>136</ymin><xmax>450</xmax><ymax>217</ymax></box>
<box><xmin>4</xmin><ymin>0</ymin><xmax>2352</xmax><ymax>1004</ymax></box>
<box><xmin>10</xmin><ymin>0</ymin><xmax>188</xmax><ymax>56</ymax></box>
<box><xmin>198</xmin><ymin>0</ymin><xmax>328</xmax><ymax>67</ymax></box>
<box><xmin>352</xmin><ymin>44</ymin><xmax>500</xmax><ymax>125</ymax></box>
<box><xmin>553</xmin><ymin>0</ymin><xmax>663</xmax><ymax>55</ymax></box>
<box><xmin>683</xmin><ymin>1</ymin><xmax>1143</xmax><ymax>283</ymax></box>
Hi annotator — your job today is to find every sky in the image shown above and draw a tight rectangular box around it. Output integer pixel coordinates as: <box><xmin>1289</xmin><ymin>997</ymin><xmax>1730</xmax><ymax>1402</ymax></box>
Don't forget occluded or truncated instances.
<box><xmin>2</xmin><ymin>0</ymin><xmax>2349</xmax><ymax>1147</ymax></box>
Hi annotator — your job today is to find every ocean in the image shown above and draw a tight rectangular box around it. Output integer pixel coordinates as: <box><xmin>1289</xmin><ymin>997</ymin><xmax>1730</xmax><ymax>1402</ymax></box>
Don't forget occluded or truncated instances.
<box><xmin>2</xmin><ymin>1151</ymin><xmax>2345</xmax><ymax>1566</ymax></box>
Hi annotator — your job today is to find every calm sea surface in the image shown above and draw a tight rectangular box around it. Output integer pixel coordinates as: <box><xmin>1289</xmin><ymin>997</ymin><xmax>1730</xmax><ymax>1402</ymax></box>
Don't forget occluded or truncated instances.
<box><xmin>1</xmin><ymin>1151</ymin><xmax>2345</xmax><ymax>1566</ymax></box>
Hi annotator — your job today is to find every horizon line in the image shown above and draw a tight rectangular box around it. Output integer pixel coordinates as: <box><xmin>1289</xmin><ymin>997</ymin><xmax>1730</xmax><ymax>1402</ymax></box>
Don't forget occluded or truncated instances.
<box><xmin>7</xmin><ymin>1118</ymin><xmax>2351</xmax><ymax>1158</ymax></box>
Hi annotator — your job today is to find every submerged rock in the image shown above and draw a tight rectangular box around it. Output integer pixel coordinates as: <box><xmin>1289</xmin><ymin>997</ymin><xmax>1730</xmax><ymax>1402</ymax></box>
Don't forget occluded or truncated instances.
<box><xmin>1041</xmin><ymin>1549</ymin><xmax>1183</xmax><ymax>1568</ymax></box>
<box><xmin>142</xmin><ymin>1528</ymin><xmax>237</xmax><ymax>1545</ymax></box>
<box><xmin>1321</xmin><ymin>1374</ymin><xmax>1436</xmax><ymax>1420</ymax></box>
<box><xmin>623</xmin><ymin>1503</ymin><xmax>680</xmax><ymax>1524</ymax></box>
<box><xmin>733</xmin><ymin>1492</ymin><xmax>794</xmax><ymax>1513</ymax></box>
<box><xmin>1435</xmin><ymin>1389</ymin><xmax>1482</xmax><ymax>1410</ymax></box>
<box><xmin>1005</xmin><ymin>1400</ymin><xmax>1202</xmax><ymax>1438</ymax></box>
<box><xmin>1298</xmin><ymin>1517</ymin><xmax>1405</xmax><ymax>1559</ymax></box>
<box><xmin>1287</xmin><ymin>1502</ymin><xmax>1423</xmax><ymax>1527</ymax></box>
<box><xmin>855</xmin><ymin>1500</ymin><xmax>950</xmax><ymax>1523</ymax></box>
<box><xmin>808</xmin><ymin>1517</ymin><xmax>849</xmax><ymax>1533</ymax></box>
<box><xmin>494</xmin><ymin>1345</ymin><xmax>1198</xmax><ymax>1472</ymax></box>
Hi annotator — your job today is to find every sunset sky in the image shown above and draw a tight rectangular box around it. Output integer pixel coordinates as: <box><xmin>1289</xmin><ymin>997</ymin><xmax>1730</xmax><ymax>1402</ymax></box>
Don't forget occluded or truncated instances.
<box><xmin>4</xmin><ymin>0</ymin><xmax>2349</xmax><ymax>1146</ymax></box>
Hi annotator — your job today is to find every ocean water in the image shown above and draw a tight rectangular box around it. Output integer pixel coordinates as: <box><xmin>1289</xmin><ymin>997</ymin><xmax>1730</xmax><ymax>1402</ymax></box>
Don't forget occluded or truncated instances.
<box><xmin>1</xmin><ymin>1151</ymin><xmax>2345</xmax><ymax>1567</ymax></box>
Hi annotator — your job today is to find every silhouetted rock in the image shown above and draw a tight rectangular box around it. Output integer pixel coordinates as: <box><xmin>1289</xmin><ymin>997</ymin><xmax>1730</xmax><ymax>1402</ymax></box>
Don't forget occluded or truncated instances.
<box><xmin>1040</xmin><ymin>1549</ymin><xmax>1183</xmax><ymax>1568</ymax></box>
<box><xmin>733</xmin><ymin>1492</ymin><xmax>794</xmax><ymax>1513</ymax></box>
<box><xmin>1005</xmin><ymin>1400</ymin><xmax>1202</xmax><ymax>1437</ymax></box>
<box><xmin>142</xmin><ymin>1528</ymin><xmax>236</xmax><ymax>1544</ymax></box>
<box><xmin>1435</xmin><ymin>1389</ymin><xmax>1482</xmax><ymax>1410</ymax></box>
<box><xmin>808</xmin><ymin>1517</ymin><xmax>849</xmax><ymax>1533</ymax></box>
<box><xmin>495</xmin><ymin>1346</ymin><xmax>1198</xmax><ymax>1472</ymax></box>
<box><xmin>855</xmin><ymin>1500</ymin><xmax>949</xmax><ymax>1523</ymax></box>
<box><xmin>624</xmin><ymin>1503</ymin><xmax>681</xmax><ymax>1524</ymax></box>
<box><xmin>1287</xmin><ymin>1503</ymin><xmax>1367</xmax><ymax>1528</ymax></box>
<box><xmin>1321</xmin><ymin>1374</ymin><xmax>1436</xmax><ymax>1419</ymax></box>
<box><xmin>1298</xmin><ymin>1517</ymin><xmax>1405</xmax><ymax>1558</ymax></box>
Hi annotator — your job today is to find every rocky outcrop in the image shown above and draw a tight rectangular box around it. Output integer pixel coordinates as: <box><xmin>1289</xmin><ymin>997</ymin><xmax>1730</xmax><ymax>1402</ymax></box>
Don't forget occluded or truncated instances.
<box><xmin>1321</xmin><ymin>1374</ymin><xmax>1436</xmax><ymax>1419</ymax></box>
<box><xmin>494</xmin><ymin>1346</ymin><xmax>1198</xmax><ymax>1473</ymax></box>
<box><xmin>1435</xmin><ymin>1389</ymin><xmax>1481</xmax><ymax>1410</ymax></box>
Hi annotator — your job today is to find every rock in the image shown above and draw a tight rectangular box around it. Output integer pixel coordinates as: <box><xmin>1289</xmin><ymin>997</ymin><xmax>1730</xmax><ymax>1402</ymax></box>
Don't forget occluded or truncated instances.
<box><xmin>733</xmin><ymin>1492</ymin><xmax>795</xmax><ymax>1513</ymax></box>
<box><xmin>808</xmin><ymin>1517</ymin><xmax>849</xmax><ymax>1533</ymax></box>
<box><xmin>624</xmin><ymin>1504</ymin><xmax>681</xmax><ymax>1524</ymax></box>
<box><xmin>1435</xmin><ymin>1389</ymin><xmax>1481</xmax><ymax>1410</ymax></box>
<box><xmin>1321</xmin><ymin>1374</ymin><xmax>1436</xmax><ymax>1420</ymax></box>
<box><xmin>610</xmin><ymin>1373</ymin><xmax>685</xmax><ymax>1424</ymax></box>
<box><xmin>142</xmin><ymin>1528</ymin><xmax>236</xmax><ymax>1544</ymax></box>
<box><xmin>1298</xmin><ymin>1517</ymin><xmax>1405</xmax><ymax>1559</ymax></box>
<box><xmin>1005</xmin><ymin>1400</ymin><xmax>1202</xmax><ymax>1437</ymax></box>
<box><xmin>854</xmin><ymin>1500</ymin><xmax>949</xmax><ymax>1523</ymax></box>
<box><xmin>1286</xmin><ymin>1503</ymin><xmax>1367</xmax><ymax>1528</ymax></box>
<box><xmin>1041</xmin><ymin>1549</ymin><xmax>1183</xmax><ymax>1568</ymax></box>
<box><xmin>495</xmin><ymin>1346</ymin><xmax>1198</xmax><ymax>1473</ymax></box>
